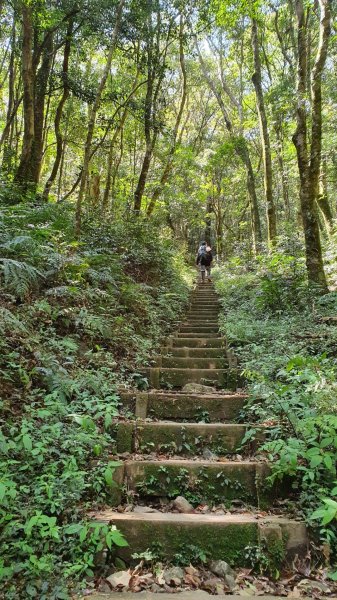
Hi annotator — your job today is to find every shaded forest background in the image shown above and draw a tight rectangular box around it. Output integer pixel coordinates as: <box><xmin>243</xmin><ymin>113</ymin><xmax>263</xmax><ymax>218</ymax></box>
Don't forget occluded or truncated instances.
<box><xmin>1</xmin><ymin>0</ymin><xmax>336</xmax><ymax>282</ymax></box>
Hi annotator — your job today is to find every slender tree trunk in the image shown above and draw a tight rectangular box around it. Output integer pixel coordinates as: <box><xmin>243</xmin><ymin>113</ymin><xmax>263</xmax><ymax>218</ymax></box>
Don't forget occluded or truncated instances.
<box><xmin>274</xmin><ymin>118</ymin><xmax>290</xmax><ymax>219</ymax></box>
<box><xmin>292</xmin><ymin>0</ymin><xmax>330</xmax><ymax>291</ymax></box>
<box><xmin>75</xmin><ymin>0</ymin><xmax>124</xmax><ymax>235</ymax></box>
<box><xmin>194</xmin><ymin>35</ymin><xmax>262</xmax><ymax>250</ymax></box>
<box><xmin>133</xmin><ymin>41</ymin><xmax>155</xmax><ymax>212</ymax></box>
<box><xmin>317</xmin><ymin>156</ymin><xmax>333</xmax><ymax>233</ymax></box>
<box><xmin>43</xmin><ymin>18</ymin><xmax>73</xmax><ymax>200</ymax></box>
<box><xmin>205</xmin><ymin>197</ymin><xmax>212</xmax><ymax>244</ymax></box>
<box><xmin>1</xmin><ymin>16</ymin><xmax>16</xmax><ymax>172</ymax></box>
<box><xmin>15</xmin><ymin>3</ymin><xmax>35</xmax><ymax>186</ymax></box>
<box><xmin>29</xmin><ymin>33</ymin><xmax>54</xmax><ymax>185</ymax></box>
<box><xmin>251</xmin><ymin>18</ymin><xmax>276</xmax><ymax>245</ymax></box>
<box><xmin>146</xmin><ymin>16</ymin><xmax>187</xmax><ymax>216</ymax></box>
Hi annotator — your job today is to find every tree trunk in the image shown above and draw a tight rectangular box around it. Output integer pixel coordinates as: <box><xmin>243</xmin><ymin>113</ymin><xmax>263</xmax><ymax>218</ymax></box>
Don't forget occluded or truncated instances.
<box><xmin>75</xmin><ymin>0</ymin><xmax>124</xmax><ymax>235</ymax></box>
<box><xmin>205</xmin><ymin>197</ymin><xmax>212</xmax><ymax>244</ymax></box>
<box><xmin>194</xmin><ymin>35</ymin><xmax>262</xmax><ymax>251</ymax></box>
<box><xmin>1</xmin><ymin>16</ymin><xmax>16</xmax><ymax>172</ymax></box>
<box><xmin>317</xmin><ymin>156</ymin><xmax>333</xmax><ymax>233</ymax></box>
<box><xmin>146</xmin><ymin>16</ymin><xmax>187</xmax><ymax>216</ymax></box>
<box><xmin>292</xmin><ymin>0</ymin><xmax>330</xmax><ymax>291</ymax></box>
<box><xmin>251</xmin><ymin>18</ymin><xmax>276</xmax><ymax>245</ymax></box>
<box><xmin>29</xmin><ymin>32</ymin><xmax>54</xmax><ymax>185</ymax></box>
<box><xmin>274</xmin><ymin>117</ymin><xmax>290</xmax><ymax>219</ymax></box>
<box><xmin>15</xmin><ymin>3</ymin><xmax>35</xmax><ymax>186</ymax></box>
<box><xmin>134</xmin><ymin>33</ymin><xmax>156</xmax><ymax>213</ymax></box>
<box><xmin>43</xmin><ymin>18</ymin><xmax>73</xmax><ymax>200</ymax></box>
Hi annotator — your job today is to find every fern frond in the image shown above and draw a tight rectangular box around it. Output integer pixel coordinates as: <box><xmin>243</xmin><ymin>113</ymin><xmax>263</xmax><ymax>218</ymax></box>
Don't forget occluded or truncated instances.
<box><xmin>0</xmin><ymin>307</ymin><xmax>27</xmax><ymax>334</ymax></box>
<box><xmin>0</xmin><ymin>258</ymin><xmax>45</xmax><ymax>299</ymax></box>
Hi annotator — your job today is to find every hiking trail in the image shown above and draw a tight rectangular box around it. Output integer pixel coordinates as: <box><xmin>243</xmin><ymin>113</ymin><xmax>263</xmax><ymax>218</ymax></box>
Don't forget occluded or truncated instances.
<box><xmin>91</xmin><ymin>281</ymin><xmax>307</xmax><ymax>593</ymax></box>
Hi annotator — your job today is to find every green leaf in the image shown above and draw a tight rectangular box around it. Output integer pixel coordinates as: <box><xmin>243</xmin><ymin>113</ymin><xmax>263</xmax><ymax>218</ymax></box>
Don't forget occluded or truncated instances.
<box><xmin>22</xmin><ymin>434</ymin><xmax>32</xmax><ymax>451</ymax></box>
<box><xmin>310</xmin><ymin>455</ymin><xmax>323</xmax><ymax>468</ymax></box>
<box><xmin>324</xmin><ymin>455</ymin><xmax>333</xmax><ymax>470</ymax></box>
<box><xmin>107</xmin><ymin>526</ymin><xmax>128</xmax><ymax>548</ymax></box>
<box><xmin>64</xmin><ymin>523</ymin><xmax>83</xmax><ymax>535</ymax></box>
<box><xmin>0</xmin><ymin>483</ymin><xmax>6</xmax><ymax>502</ymax></box>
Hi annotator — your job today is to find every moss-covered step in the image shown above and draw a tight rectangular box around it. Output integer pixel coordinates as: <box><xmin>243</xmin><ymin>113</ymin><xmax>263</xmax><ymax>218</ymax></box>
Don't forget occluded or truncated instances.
<box><xmin>186</xmin><ymin>316</ymin><xmax>219</xmax><ymax>322</ymax></box>
<box><xmin>179</xmin><ymin>326</ymin><xmax>219</xmax><ymax>334</ymax></box>
<box><xmin>160</xmin><ymin>347</ymin><xmax>225</xmax><ymax>358</ymax></box>
<box><xmin>159</xmin><ymin>356</ymin><xmax>228</xmax><ymax>369</ymax></box>
<box><xmin>172</xmin><ymin>337</ymin><xmax>225</xmax><ymax>348</ymax></box>
<box><xmin>92</xmin><ymin>511</ymin><xmax>308</xmax><ymax>564</ymax></box>
<box><xmin>123</xmin><ymin>459</ymin><xmax>271</xmax><ymax>505</ymax></box>
<box><xmin>118</xmin><ymin>391</ymin><xmax>247</xmax><ymax>421</ymax></box>
<box><xmin>176</xmin><ymin>332</ymin><xmax>221</xmax><ymax>338</ymax></box>
<box><xmin>158</xmin><ymin>367</ymin><xmax>238</xmax><ymax>389</ymax></box>
<box><xmin>135</xmin><ymin>422</ymin><xmax>248</xmax><ymax>455</ymax></box>
<box><xmin>140</xmin><ymin>366</ymin><xmax>237</xmax><ymax>389</ymax></box>
<box><xmin>189</xmin><ymin>300</ymin><xmax>220</xmax><ymax>314</ymax></box>
<box><xmin>146</xmin><ymin>391</ymin><xmax>246</xmax><ymax>421</ymax></box>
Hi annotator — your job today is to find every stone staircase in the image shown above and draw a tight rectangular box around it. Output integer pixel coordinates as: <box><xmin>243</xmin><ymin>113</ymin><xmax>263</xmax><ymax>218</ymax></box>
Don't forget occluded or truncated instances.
<box><xmin>93</xmin><ymin>282</ymin><xmax>307</xmax><ymax>568</ymax></box>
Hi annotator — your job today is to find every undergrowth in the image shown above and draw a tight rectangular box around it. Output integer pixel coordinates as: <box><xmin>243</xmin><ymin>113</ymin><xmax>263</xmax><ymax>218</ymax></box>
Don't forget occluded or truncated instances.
<box><xmin>213</xmin><ymin>250</ymin><xmax>337</xmax><ymax>571</ymax></box>
<box><xmin>0</xmin><ymin>201</ymin><xmax>192</xmax><ymax>599</ymax></box>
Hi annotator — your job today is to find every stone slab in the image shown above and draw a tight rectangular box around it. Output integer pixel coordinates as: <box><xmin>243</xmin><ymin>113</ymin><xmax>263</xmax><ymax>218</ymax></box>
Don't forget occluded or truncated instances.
<box><xmin>91</xmin><ymin>512</ymin><xmax>308</xmax><ymax>563</ymax></box>
<box><xmin>123</xmin><ymin>459</ymin><xmax>263</xmax><ymax>503</ymax></box>
<box><xmin>161</xmin><ymin>347</ymin><xmax>225</xmax><ymax>357</ymax></box>
<box><xmin>160</xmin><ymin>356</ymin><xmax>228</xmax><ymax>369</ymax></box>
<box><xmin>146</xmin><ymin>392</ymin><xmax>246</xmax><ymax>421</ymax></box>
<box><xmin>158</xmin><ymin>367</ymin><xmax>237</xmax><ymax>389</ymax></box>
<box><xmin>172</xmin><ymin>337</ymin><xmax>226</xmax><ymax>348</ymax></box>
<box><xmin>135</xmin><ymin>421</ymin><xmax>248</xmax><ymax>455</ymax></box>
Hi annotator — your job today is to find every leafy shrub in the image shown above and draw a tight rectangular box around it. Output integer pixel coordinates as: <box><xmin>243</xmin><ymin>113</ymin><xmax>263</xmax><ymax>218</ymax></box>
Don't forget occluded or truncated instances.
<box><xmin>0</xmin><ymin>202</ymin><xmax>192</xmax><ymax>597</ymax></box>
<box><xmin>213</xmin><ymin>255</ymin><xmax>337</xmax><ymax>563</ymax></box>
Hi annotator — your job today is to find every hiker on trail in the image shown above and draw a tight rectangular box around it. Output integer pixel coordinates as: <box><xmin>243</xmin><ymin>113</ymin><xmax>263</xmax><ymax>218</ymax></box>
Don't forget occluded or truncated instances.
<box><xmin>196</xmin><ymin>241</ymin><xmax>213</xmax><ymax>282</ymax></box>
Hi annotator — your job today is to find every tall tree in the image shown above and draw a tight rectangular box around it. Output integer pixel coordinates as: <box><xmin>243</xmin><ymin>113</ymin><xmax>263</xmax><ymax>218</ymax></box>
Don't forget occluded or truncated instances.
<box><xmin>292</xmin><ymin>0</ymin><xmax>331</xmax><ymax>290</ymax></box>
<box><xmin>251</xmin><ymin>17</ymin><xmax>277</xmax><ymax>245</ymax></box>
<box><xmin>75</xmin><ymin>0</ymin><xmax>125</xmax><ymax>234</ymax></box>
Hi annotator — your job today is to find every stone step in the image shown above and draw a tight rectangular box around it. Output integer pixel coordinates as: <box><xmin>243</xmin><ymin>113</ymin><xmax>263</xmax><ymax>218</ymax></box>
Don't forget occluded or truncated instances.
<box><xmin>190</xmin><ymin>303</ymin><xmax>220</xmax><ymax>310</ymax></box>
<box><xmin>182</xmin><ymin>323</ymin><xmax>219</xmax><ymax>329</ymax></box>
<box><xmin>92</xmin><ymin>511</ymin><xmax>308</xmax><ymax>565</ymax></box>
<box><xmin>135</xmin><ymin>422</ymin><xmax>248</xmax><ymax>455</ymax></box>
<box><xmin>147</xmin><ymin>367</ymin><xmax>237</xmax><ymax>389</ymax></box>
<box><xmin>172</xmin><ymin>337</ymin><xmax>225</xmax><ymax>347</ymax></box>
<box><xmin>176</xmin><ymin>332</ymin><xmax>221</xmax><ymax>338</ymax></box>
<box><xmin>184</xmin><ymin>317</ymin><xmax>219</xmax><ymax>323</ymax></box>
<box><xmin>119</xmin><ymin>391</ymin><xmax>247</xmax><ymax>421</ymax></box>
<box><xmin>186</xmin><ymin>311</ymin><xmax>219</xmax><ymax>321</ymax></box>
<box><xmin>121</xmin><ymin>459</ymin><xmax>270</xmax><ymax>505</ymax></box>
<box><xmin>161</xmin><ymin>347</ymin><xmax>225</xmax><ymax>358</ymax></box>
<box><xmin>191</xmin><ymin>298</ymin><xmax>218</xmax><ymax>303</ymax></box>
<box><xmin>159</xmin><ymin>356</ymin><xmax>228</xmax><ymax>369</ymax></box>
<box><xmin>191</xmin><ymin>294</ymin><xmax>219</xmax><ymax>298</ymax></box>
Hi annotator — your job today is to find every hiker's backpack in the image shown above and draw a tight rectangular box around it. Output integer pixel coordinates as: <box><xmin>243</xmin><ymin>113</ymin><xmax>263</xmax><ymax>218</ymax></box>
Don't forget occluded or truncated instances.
<box><xmin>199</xmin><ymin>246</ymin><xmax>207</xmax><ymax>263</ymax></box>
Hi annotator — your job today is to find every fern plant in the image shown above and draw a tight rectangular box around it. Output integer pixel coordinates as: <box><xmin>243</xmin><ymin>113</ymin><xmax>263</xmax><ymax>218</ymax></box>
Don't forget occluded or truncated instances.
<box><xmin>0</xmin><ymin>258</ymin><xmax>44</xmax><ymax>299</ymax></box>
<box><xmin>0</xmin><ymin>307</ymin><xmax>27</xmax><ymax>335</ymax></box>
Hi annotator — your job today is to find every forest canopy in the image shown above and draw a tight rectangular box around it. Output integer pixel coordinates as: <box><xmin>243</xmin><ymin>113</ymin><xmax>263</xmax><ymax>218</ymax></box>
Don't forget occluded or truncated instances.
<box><xmin>0</xmin><ymin>0</ymin><xmax>336</xmax><ymax>286</ymax></box>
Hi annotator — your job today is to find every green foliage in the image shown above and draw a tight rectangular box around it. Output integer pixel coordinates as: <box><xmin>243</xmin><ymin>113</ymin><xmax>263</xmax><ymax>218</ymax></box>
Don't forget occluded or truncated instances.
<box><xmin>0</xmin><ymin>202</ymin><xmax>191</xmax><ymax>598</ymax></box>
<box><xmin>213</xmin><ymin>251</ymin><xmax>337</xmax><ymax>559</ymax></box>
